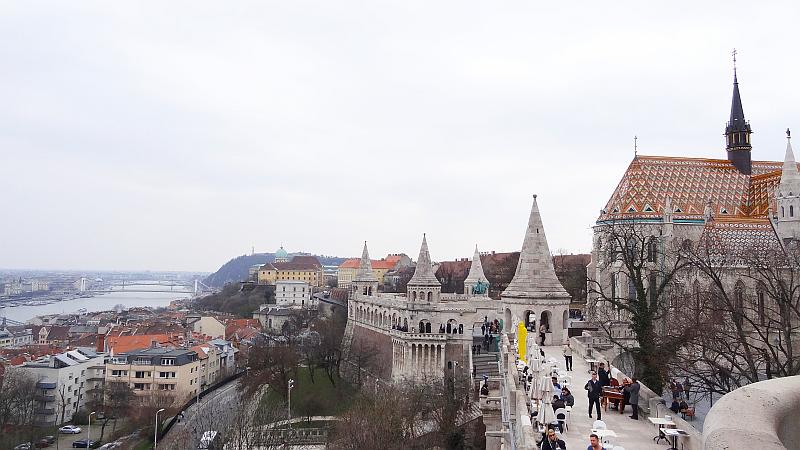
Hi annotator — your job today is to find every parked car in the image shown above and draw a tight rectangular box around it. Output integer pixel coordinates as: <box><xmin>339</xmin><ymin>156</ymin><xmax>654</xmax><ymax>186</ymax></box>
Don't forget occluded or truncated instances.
<box><xmin>35</xmin><ymin>436</ymin><xmax>56</xmax><ymax>448</ymax></box>
<box><xmin>97</xmin><ymin>443</ymin><xmax>118</xmax><ymax>450</ymax></box>
<box><xmin>59</xmin><ymin>425</ymin><xmax>82</xmax><ymax>434</ymax></box>
<box><xmin>13</xmin><ymin>443</ymin><xmax>31</xmax><ymax>450</ymax></box>
<box><xmin>71</xmin><ymin>440</ymin><xmax>96</xmax><ymax>448</ymax></box>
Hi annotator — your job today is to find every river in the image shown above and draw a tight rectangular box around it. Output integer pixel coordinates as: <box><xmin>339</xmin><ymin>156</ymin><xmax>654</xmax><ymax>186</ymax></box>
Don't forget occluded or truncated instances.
<box><xmin>0</xmin><ymin>288</ymin><xmax>191</xmax><ymax>323</ymax></box>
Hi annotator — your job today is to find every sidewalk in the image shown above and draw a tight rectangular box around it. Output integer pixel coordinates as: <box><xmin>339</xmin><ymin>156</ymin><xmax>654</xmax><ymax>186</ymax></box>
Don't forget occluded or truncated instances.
<box><xmin>537</xmin><ymin>346</ymin><xmax>676</xmax><ymax>450</ymax></box>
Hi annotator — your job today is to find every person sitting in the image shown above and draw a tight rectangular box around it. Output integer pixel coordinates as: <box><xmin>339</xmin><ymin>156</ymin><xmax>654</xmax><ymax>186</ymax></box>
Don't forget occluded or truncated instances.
<box><xmin>587</xmin><ymin>433</ymin><xmax>605</xmax><ymax>450</ymax></box>
<box><xmin>541</xmin><ymin>429</ymin><xmax>567</xmax><ymax>450</ymax></box>
<box><xmin>480</xmin><ymin>383</ymin><xmax>490</xmax><ymax>396</ymax></box>
<box><xmin>679</xmin><ymin>399</ymin><xmax>689</xmax><ymax>412</ymax></box>
<box><xmin>551</xmin><ymin>376</ymin><xmax>561</xmax><ymax>391</ymax></box>
<box><xmin>670</xmin><ymin>399</ymin><xmax>681</xmax><ymax>413</ymax></box>
<box><xmin>561</xmin><ymin>388</ymin><xmax>575</xmax><ymax>407</ymax></box>
<box><xmin>552</xmin><ymin>395</ymin><xmax>566</xmax><ymax>412</ymax></box>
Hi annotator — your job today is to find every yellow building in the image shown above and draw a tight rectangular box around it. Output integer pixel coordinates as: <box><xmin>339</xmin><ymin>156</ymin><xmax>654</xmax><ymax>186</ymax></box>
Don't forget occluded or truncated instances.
<box><xmin>257</xmin><ymin>255</ymin><xmax>324</xmax><ymax>287</ymax></box>
<box><xmin>104</xmin><ymin>347</ymin><xmax>202</xmax><ymax>403</ymax></box>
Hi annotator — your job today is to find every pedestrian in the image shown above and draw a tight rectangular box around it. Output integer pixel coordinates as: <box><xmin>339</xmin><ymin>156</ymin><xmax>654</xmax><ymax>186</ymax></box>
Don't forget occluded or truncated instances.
<box><xmin>585</xmin><ymin>372</ymin><xmax>602</xmax><ymax>420</ymax></box>
<box><xmin>597</xmin><ymin>362</ymin><xmax>610</xmax><ymax>387</ymax></box>
<box><xmin>563</xmin><ymin>341</ymin><xmax>573</xmax><ymax>371</ymax></box>
<box><xmin>626</xmin><ymin>377</ymin><xmax>641</xmax><ymax>420</ymax></box>
<box><xmin>587</xmin><ymin>433</ymin><xmax>605</xmax><ymax>450</ymax></box>
<box><xmin>477</xmin><ymin>343</ymin><xmax>481</xmax><ymax>355</ymax></box>
<box><xmin>481</xmin><ymin>323</ymin><xmax>486</xmax><ymax>335</ymax></box>
<box><xmin>683</xmin><ymin>377</ymin><xmax>691</xmax><ymax>400</ymax></box>
<box><xmin>539</xmin><ymin>323</ymin><xmax>547</xmax><ymax>346</ymax></box>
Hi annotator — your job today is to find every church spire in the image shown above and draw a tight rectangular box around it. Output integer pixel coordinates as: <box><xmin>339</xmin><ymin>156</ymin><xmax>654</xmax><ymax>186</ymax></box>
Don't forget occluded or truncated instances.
<box><xmin>775</xmin><ymin>130</ymin><xmax>800</xmax><ymax>241</ymax></box>
<box><xmin>501</xmin><ymin>195</ymin><xmax>570</xmax><ymax>300</ymax></box>
<box><xmin>353</xmin><ymin>241</ymin><xmax>378</xmax><ymax>283</ymax></box>
<box><xmin>725</xmin><ymin>49</ymin><xmax>753</xmax><ymax>175</ymax></box>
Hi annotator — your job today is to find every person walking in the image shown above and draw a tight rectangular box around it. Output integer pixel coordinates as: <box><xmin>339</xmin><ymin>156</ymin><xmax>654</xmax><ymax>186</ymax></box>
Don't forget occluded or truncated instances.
<box><xmin>585</xmin><ymin>372</ymin><xmax>602</xmax><ymax>419</ymax></box>
<box><xmin>539</xmin><ymin>323</ymin><xmax>547</xmax><ymax>346</ymax></box>
<box><xmin>563</xmin><ymin>341</ymin><xmax>573</xmax><ymax>371</ymax></box>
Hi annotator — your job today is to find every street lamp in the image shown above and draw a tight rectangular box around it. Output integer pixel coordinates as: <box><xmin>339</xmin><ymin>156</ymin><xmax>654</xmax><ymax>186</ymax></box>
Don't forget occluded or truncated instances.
<box><xmin>287</xmin><ymin>379</ymin><xmax>294</xmax><ymax>424</ymax></box>
<box><xmin>154</xmin><ymin>408</ymin><xmax>166</xmax><ymax>449</ymax></box>
<box><xmin>87</xmin><ymin>411</ymin><xmax>96</xmax><ymax>447</ymax></box>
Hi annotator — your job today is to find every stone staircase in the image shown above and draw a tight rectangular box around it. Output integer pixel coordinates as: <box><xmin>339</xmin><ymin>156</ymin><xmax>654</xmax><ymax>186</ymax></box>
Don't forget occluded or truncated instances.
<box><xmin>472</xmin><ymin>352</ymin><xmax>500</xmax><ymax>378</ymax></box>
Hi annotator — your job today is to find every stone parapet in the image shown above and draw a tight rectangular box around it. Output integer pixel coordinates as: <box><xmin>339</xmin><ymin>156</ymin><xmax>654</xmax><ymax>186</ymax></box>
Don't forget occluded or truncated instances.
<box><xmin>703</xmin><ymin>375</ymin><xmax>800</xmax><ymax>450</ymax></box>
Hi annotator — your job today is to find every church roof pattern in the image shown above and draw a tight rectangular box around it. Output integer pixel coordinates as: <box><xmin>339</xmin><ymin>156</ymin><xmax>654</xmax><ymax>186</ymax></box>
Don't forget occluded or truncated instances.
<box><xmin>599</xmin><ymin>155</ymin><xmax>785</xmax><ymax>222</ymax></box>
<box><xmin>698</xmin><ymin>218</ymin><xmax>782</xmax><ymax>266</ymax></box>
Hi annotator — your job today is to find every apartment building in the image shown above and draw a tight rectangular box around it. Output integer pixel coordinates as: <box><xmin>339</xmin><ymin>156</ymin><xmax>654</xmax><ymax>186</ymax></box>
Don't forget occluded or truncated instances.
<box><xmin>104</xmin><ymin>347</ymin><xmax>200</xmax><ymax>402</ymax></box>
<box><xmin>18</xmin><ymin>347</ymin><xmax>106</xmax><ymax>426</ymax></box>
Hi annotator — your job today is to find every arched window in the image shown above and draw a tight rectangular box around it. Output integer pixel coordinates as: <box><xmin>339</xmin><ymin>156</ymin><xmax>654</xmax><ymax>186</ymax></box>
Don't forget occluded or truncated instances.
<box><xmin>782</xmin><ymin>206</ymin><xmax>785</xmax><ymax>217</ymax></box>
<box><xmin>419</xmin><ymin>321</ymin><xmax>425</xmax><ymax>333</ymax></box>
<box><xmin>757</xmin><ymin>284</ymin><xmax>766</xmax><ymax>326</ymax></box>
<box><xmin>425</xmin><ymin>322</ymin><xmax>432</xmax><ymax>333</ymax></box>
<box><xmin>791</xmin><ymin>205</ymin><xmax>795</xmax><ymax>217</ymax></box>
<box><xmin>427</xmin><ymin>292</ymin><xmax>432</xmax><ymax>302</ymax></box>
<box><xmin>412</xmin><ymin>291</ymin><xmax>417</xmax><ymax>301</ymax></box>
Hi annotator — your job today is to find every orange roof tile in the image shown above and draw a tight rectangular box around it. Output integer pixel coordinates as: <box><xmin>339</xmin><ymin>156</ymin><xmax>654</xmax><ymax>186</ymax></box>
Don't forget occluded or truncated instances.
<box><xmin>339</xmin><ymin>256</ymin><xmax>401</xmax><ymax>270</ymax></box>
<box><xmin>107</xmin><ymin>334</ymin><xmax>175</xmax><ymax>354</ymax></box>
<box><xmin>600</xmin><ymin>155</ymin><xmax>786</xmax><ymax>221</ymax></box>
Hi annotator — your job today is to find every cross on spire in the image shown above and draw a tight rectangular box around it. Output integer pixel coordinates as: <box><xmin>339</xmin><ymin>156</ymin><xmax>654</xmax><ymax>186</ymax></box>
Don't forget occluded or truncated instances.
<box><xmin>732</xmin><ymin>48</ymin><xmax>737</xmax><ymax>75</ymax></box>
<box><xmin>634</xmin><ymin>135</ymin><xmax>638</xmax><ymax>156</ymax></box>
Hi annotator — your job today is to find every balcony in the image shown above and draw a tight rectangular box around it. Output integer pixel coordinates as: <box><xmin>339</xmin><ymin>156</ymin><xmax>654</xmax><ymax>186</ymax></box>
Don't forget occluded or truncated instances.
<box><xmin>35</xmin><ymin>394</ymin><xmax>56</xmax><ymax>402</ymax></box>
<box><xmin>37</xmin><ymin>381</ymin><xmax>57</xmax><ymax>389</ymax></box>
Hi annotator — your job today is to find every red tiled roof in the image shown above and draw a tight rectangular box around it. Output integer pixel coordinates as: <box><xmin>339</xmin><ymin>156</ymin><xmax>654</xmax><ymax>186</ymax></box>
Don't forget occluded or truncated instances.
<box><xmin>600</xmin><ymin>155</ymin><xmax>785</xmax><ymax>221</ymax></box>
<box><xmin>339</xmin><ymin>255</ymin><xmax>402</xmax><ymax>270</ymax></box>
<box><xmin>107</xmin><ymin>334</ymin><xmax>175</xmax><ymax>354</ymax></box>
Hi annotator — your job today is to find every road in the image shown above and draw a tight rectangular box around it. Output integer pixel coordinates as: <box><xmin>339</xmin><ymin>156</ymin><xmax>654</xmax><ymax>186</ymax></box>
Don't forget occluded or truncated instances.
<box><xmin>166</xmin><ymin>380</ymin><xmax>243</xmax><ymax>448</ymax></box>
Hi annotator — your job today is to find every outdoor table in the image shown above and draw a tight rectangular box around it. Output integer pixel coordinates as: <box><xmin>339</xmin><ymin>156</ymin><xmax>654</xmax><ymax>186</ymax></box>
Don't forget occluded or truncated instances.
<box><xmin>663</xmin><ymin>428</ymin><xmax>689</xmax><ymax>450</ymax></box>
<box><xmin>648</xmin><ymin>417</ymin><xmax>676</xmax><ymax>443</ymax></box>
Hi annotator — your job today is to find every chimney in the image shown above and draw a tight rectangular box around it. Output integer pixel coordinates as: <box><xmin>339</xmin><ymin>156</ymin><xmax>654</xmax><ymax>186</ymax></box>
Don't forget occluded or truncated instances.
<box><xmin>150</xmin><ymin>339</ymin><xmax>159</xmax><ymax>349</ymax></box>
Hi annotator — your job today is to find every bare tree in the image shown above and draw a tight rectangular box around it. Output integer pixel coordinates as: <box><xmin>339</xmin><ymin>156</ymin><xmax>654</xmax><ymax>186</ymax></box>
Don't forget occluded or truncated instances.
<box><xmin>588</xmin><ymin>221</ymin><xmax>697</xmax><ymax>393</ymax></box>
<box><xmin>0</xmin><ymin>369</ymin><xmax>38</xmax><ymax>449</ymax></box>
<box><xmin>671</xmin><ymin>235</ymin><xmax>800</xmax><ymax>401</ymax></box>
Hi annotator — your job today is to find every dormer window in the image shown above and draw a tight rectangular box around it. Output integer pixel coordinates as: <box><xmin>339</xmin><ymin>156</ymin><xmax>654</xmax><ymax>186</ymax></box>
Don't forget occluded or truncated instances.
<box><xmin>162</xmin><ymin>358</ymin><xmax>175</xmax><ymax>366</ymax></box>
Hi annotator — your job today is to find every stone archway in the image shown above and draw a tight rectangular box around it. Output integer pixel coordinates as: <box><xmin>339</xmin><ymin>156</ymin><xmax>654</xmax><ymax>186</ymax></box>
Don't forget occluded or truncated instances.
<box><xmin>524</xmin><ymin>310</ymin><xmax>536</xmax><ymax>331</ymax></box>
<box><xmin>504</xmin><ymin>308</ymin><xmax>512</xmax><ymax>332</ymax></box>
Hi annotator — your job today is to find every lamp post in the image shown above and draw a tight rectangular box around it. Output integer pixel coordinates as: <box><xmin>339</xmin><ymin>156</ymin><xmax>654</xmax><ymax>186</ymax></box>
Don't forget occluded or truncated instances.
<box><xmin>154</xmin><ymin>408</ymin><xmax>166</xmax><ymax>449</ymax></box>
<box><xmin>287</xmin><ymin>379</ymin><xmax>294</xmax><ymax>425</ymax></box>
<box><xmin>87</xmin><ymin>411</ymin><xmax>96</xmax><ymax>447</ymax></box>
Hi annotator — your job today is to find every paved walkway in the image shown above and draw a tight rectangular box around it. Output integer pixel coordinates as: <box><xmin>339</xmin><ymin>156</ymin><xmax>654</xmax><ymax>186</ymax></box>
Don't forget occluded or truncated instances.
<box><xmin>535</xmin><ymin>346</ymin><xmax>678</xmax><ymax>450</ymax></box>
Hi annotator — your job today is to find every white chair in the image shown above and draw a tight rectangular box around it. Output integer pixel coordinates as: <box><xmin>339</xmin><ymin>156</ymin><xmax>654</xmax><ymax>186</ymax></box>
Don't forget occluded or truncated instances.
<box><xmin>553</xmin><ymin>407</ymin><xmax>569</xmax><ymax>431</ymax></box>
<box><xmin>592</xmin><ymin>419</ymin><xmax>607</xmax><ymax>430</ymax></box>
<box><xmin>612</xmin><ymin>447</ymin><xmax>626</xmax><ymax>450</ymax></box>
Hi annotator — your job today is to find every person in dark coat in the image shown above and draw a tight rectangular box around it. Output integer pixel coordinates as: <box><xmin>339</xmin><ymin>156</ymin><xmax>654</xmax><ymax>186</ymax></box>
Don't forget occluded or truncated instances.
<box><xmin>560</xmin><ymin>388</ymin><xmax>575</xmax><ymax>407</ymax></box>
<box><xmin>541</xmin><ymin>429</ymin><xmax>567</xmax><ymax>450</ymax></box>
<box><xmin>625</xmin><ymin>377</ymin><xmax>641</xmax><ymax>420</ymax></box>
<box><xmin>584</xmin><ymin>372</ymin><xmax>602</xmax><ymax>419</ymax></box>
<box><xmin>552</xmin><ymin>395</ymin><xmax>566</xmax><ymax>412</ymax></box>
<box><xmin>597</xmin><ymin>362</ymin><xmax>610</xmax><ymax>387</ymax></box>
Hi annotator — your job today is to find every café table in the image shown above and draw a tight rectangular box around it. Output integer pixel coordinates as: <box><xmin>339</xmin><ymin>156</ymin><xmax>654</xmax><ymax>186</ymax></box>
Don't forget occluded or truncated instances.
<box><xmin>662</xmin><ymin>428</ymin><xmax>689</xmax><ymax>450</ymax></box>
<box><xmin>648</xmin><ymin>417</ymin><xmax>676</xmax><ymax>443</ymax></box>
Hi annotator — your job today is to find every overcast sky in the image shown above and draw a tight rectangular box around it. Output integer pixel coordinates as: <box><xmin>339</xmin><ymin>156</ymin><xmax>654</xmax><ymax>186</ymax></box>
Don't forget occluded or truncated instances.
<box><xmin>2</xmin><ymin>1</ymin><xmax>800</xmax><ymax>272</ymax></box>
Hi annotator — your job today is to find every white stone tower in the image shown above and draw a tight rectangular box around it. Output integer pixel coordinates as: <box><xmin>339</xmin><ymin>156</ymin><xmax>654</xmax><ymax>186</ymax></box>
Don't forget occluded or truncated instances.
<box><xmin>500</xmin><ymin>195</ymin><xmax>571</xmax><ymax>344</ymax></box>
<box><xmin>407</xmin><ymin>234</ymin><xmax>442</xmax><ymax>303</ymax></box>
<box><xmin>352</xmin><ymin>241</ymin><xmax>379</xmax><ymax>296</ymax></box>
<box><xmin>776</xmin><ymin>131</ymin><xmax>800</xmax><ymax>242</ymax></box>
<box><xmin>463</xmin><ymin>245</ymin><xmax>489</xmax><ymax>296</ymax></box>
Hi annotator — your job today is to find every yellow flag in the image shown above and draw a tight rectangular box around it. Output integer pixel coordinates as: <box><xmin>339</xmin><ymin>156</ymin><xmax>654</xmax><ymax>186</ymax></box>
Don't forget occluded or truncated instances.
<box><xmin>518</xmin><ymin>321</ymin><xmax>528</xmax><ymax>361</ymax></box>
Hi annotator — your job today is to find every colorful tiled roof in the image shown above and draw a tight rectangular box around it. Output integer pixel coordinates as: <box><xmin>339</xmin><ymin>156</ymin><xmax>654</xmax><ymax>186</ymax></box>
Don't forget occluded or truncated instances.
<box><xmin>698</xmin><ymin>217</ymin><xmax>782</xmax><ymax>265</ymax></box>
<box><xmin>600</xmin><ymin>156</ymin><xmax>785</xmax><ymax>221</ymax></box>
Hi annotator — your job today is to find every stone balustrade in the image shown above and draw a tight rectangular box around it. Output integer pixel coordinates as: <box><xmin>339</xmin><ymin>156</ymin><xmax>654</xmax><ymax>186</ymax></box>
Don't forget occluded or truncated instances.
<box><xmin>703</xmin><ymin>375</ymin><xmax>800</xmax><ymax>450</ymax></box>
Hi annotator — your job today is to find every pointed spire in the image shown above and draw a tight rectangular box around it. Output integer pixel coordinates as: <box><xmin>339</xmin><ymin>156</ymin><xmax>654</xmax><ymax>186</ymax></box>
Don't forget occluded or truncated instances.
<box><xmin>464</xmin><ymin>245</ymin><xmax>487</xmax><ymax>284</ymax></box>
<box><xmin>408</xmin><ymin>234</ymin><xmax>441</xmax><ymax>286</ymax></box>
<box><xmin>353</xmin><ymin>241</ymin><xmax>378</xmax><ymax>283</ymax></box>
<box><xmin>501</xmin><ymin>195</ymin><xmax>570</xmax><ymax>300</ymax></box>
<box><xmin>725</xmin><ymin>51</ymin><xmax>752</xmax><ymax>174</ymax></box>
<box><xmin>780</xmin><ymin>130</ymin><xmax>800</xmax><ymax>192</ymax></box>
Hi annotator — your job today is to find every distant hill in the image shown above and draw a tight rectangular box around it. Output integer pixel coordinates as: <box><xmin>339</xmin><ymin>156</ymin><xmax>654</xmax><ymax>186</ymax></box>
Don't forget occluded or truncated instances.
<box><xmin>203</xmin><ymin>252</ymin><xmax>349</xmax><ymax>288</ymax></box>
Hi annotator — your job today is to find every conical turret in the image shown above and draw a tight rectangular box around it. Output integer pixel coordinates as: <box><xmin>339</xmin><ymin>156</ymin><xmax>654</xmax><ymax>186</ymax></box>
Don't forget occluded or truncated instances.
<box><xmin>501</xmin><ymin>195</ymin><xmax>570</xmax><ymax>300</ymax></box>
<box><xmin>353</xmin><ymin>241</ymin><xmax>378</xmax><ymax>283</ymax></box>
<box><xmin>464</xmin><ymin>245</ymin><xmax>489</xmax><ymax>296</ymax></box>
<box><xmin>407</xmin><ymin>234</ymin><xmax>441</xmax><ymax>302</ymax></box>
<box><xmin>352</xmin><ymin>241</ymin><xmax>379</xmax><ymax>296</ymax></box>
<box><xmin>725</xmin><ymin>65</ymin><xmax>753</xmax><ymax>174</ymax></box>
<box><xmin>776</xmin><ymin>130</ymin><xmax>800</xmax><ymax>241</ymax></box>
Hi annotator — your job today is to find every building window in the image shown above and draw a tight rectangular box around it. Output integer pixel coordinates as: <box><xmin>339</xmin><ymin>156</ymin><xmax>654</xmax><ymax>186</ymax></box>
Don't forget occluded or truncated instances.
<box><xmin>162</xmin><ymin>358</ymin><xmax>175</xmax><ymax>366</ymax></box>
<box><xmin>647</xmin><ymin>237</ymin><xmax>657</xmax><ymax>262</ymax></box>
<box><xmin>134</xmin><ymin>371</ymin><xmax>151</xmax><ymax>378</ymax></box>
<box><xmin>791</xmin><ymin>205</ymin><xmax>795</xmax><ymax>217</ymax></box>
<box><xmin>133</xmin><ymin>383</ymin><xmax>151</xmax><ymax>391</ymax></box>
<box><xmin>734</xmin><ymin>280</ymin><xmax>745</xmax><ymax>316</ymax></box>
<box><xmin>111</xmin><ymin>370</ymin><xmax>128</xmax><ymax>377</ymax></box>
<box><xmin>757</xmin><ymin>288</ymin><xmax>766</xmax><ymax>325</ymax></box>
<box><xmin>159</xmin><ymin>371</ymin><xmax>176</xmax><ymax>378</ymax></box>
